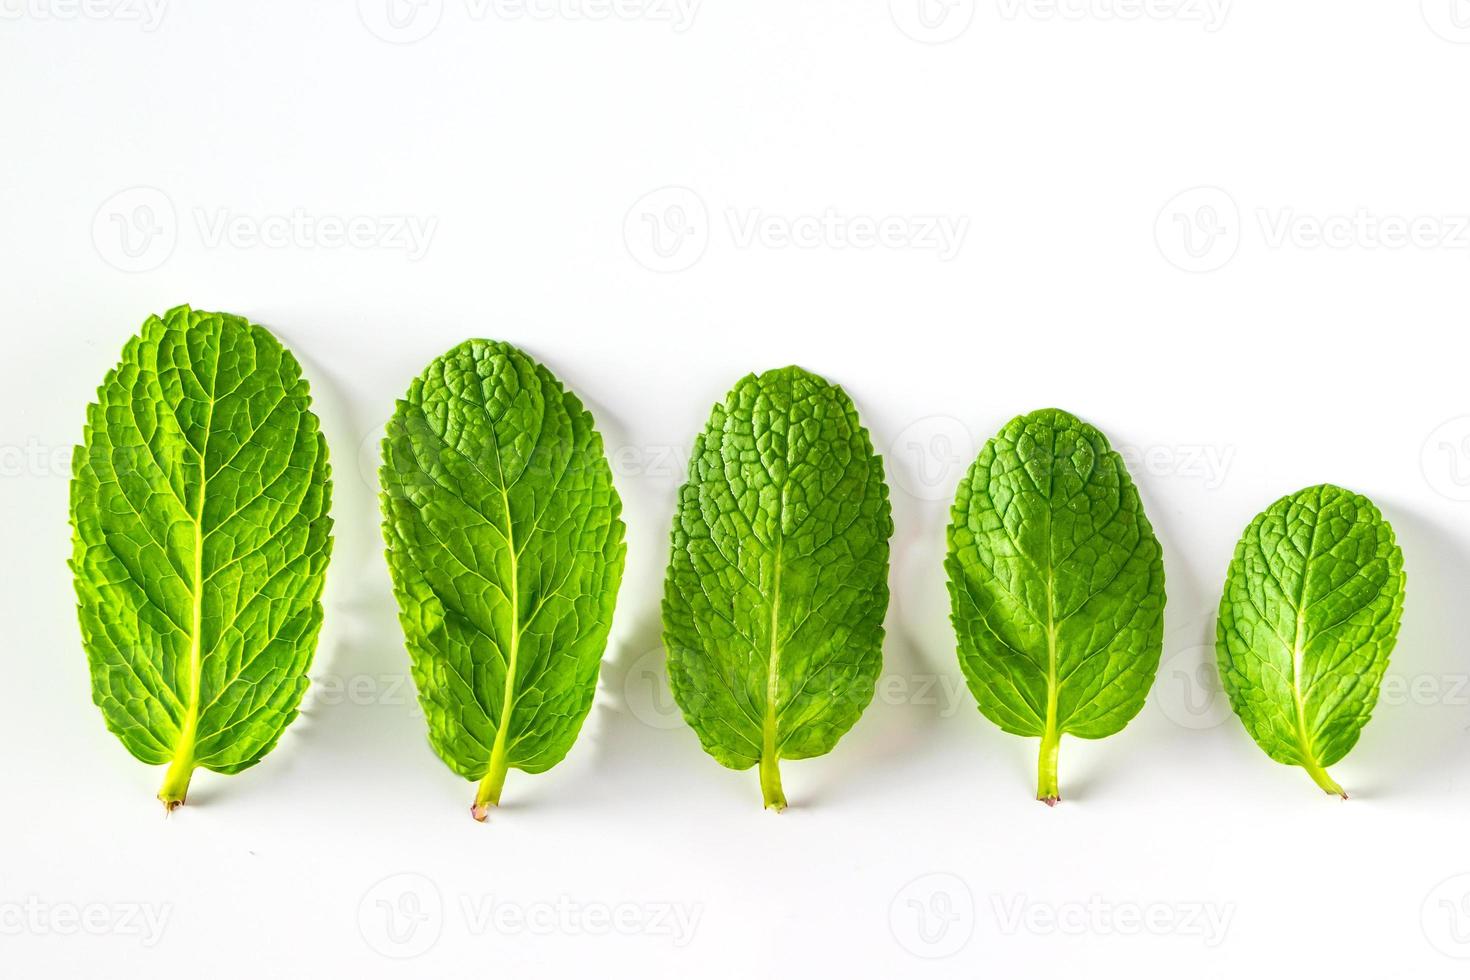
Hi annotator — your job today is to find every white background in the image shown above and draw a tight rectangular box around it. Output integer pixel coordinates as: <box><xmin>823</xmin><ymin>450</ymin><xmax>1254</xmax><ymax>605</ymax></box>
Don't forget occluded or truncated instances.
<box><xmin>3</xmin><ymin>2</ymin><xmax>1470</xmax><ymax>977</ymax></box>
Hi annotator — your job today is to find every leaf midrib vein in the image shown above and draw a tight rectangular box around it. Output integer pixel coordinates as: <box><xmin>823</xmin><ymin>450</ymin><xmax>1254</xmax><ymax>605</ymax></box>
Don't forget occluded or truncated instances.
<box><xmin>177</xmin><ymin>335</ymin><xmax>223</xmax><ymax>770</ymax></box>
<box><xmin>1286</xmin><ymin>501</ymin><xmax>1325</xmax><ymax>769</ymax></box>
<box><xmin>761</xmin><ymin>525</ymin><xmax>784</xmax><ymax>767</ymax></box>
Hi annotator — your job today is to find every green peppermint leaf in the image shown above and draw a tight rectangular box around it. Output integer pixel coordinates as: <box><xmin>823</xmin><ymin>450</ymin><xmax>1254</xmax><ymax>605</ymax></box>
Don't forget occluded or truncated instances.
<box><xmin>71</xmin><ymin>305</ymin><xmax>333</xmax><ymax>809</ymax></box>
<box><xmin>380</xmin><ymin>341</ymin><xmax>625</xmax><ymax>820</ymax></box>
<box><xmin>662</xmin><ymin>367</ymin><xmax>893</xmax><ymax>810</ymax></box>
<box><xmin>945</xmin><ymin>408</ymin><xmax>1165</xmax><ymax>804</ymax></box>
<box><xmin>1215</xmin><ymin>484</ymin><xmax>1405</xmax><ymax>797</ymax></box>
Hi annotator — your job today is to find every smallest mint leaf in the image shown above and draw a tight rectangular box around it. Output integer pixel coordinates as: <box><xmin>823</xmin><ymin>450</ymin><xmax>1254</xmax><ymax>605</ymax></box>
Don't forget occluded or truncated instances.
<box><xmin>1215</xmin><ymin>484</ymin><xmax>1406</xmax><ymax>797</ymax></box>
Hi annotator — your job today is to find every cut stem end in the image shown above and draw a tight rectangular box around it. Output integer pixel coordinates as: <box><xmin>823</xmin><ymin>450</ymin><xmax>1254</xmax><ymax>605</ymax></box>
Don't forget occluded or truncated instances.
<box><xmin>1037</xmin><ymin>727</ymin><xmax>1061</xmax><ymax>805</ymax></box>
<box><xmin>759</xmin><ymin>754</ymin><xmax>786</xmax><ymax>812</ymax></box>
<box><xmin>1304</xmin><ymin>762</ymin><xmax>1348</xmax><ymax>799</ymax></box>
<box><xmin>472</xmin><ymin>753</ymin><xmax>510</xmax><ymax>821</ymax></box>
<box><xmin>158</xmin><ymin>755</ymin><xmax>194</xmax><ymax>813</ymax></box>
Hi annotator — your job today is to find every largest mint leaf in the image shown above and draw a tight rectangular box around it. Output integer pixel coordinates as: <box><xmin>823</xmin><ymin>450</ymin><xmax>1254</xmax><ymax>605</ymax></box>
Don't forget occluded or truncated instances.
<box><xmin>945</xmin><ymin>408</ymin><xmax>1165</xmax><ymax>804</ymax></box>
<box><xmin>71</xmin><ymin>305</ymin><xmax>333</xmax><ymax>810</ymax></box>
<box><xmin>380</xmin><ymin>341</ymin><xmax>625</xmax><ymax>820</ymax></box>
<box><xmin>662</xmin><ymin>367</ymin><xmax>893</xmax><ymax>810</ymax></box>
<box><xmin>1215</xmin><ymin>484</ymin><xmax>1405</xmax><ymax>798</ymax></box>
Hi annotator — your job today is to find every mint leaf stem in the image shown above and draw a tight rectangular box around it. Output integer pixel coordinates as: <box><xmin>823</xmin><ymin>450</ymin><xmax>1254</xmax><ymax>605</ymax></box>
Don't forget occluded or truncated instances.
<box><xmin>1037</xmin><ymin>728</ymin><xmax>1061</xmax><ymax>806</ymax></box>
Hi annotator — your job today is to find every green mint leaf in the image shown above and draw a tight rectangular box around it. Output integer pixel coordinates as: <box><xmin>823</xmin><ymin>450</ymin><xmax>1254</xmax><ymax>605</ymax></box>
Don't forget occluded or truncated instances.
<box><xmin>945</xmin><ymin>408</ymin><xmax>1165</xmax><ymax>804</ymax></box>
<box><xmin>1215</xmin><ymin>484</ymin><xmax>1405</xmax><ymax>798</ymax></box>
<box><xmin>662</xmin><ymin>367</ymin><xmax>893</xmax><ymax>810</ymax></box>
<box><xmin>380</xmin><ymin>341</ymin><xmax>625</xmax><ymax>820</ymax></box>
<box><xmin>71</xmin><ymin>305</ymin><xmax>333</xmax><ymax>810</ymax></box>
